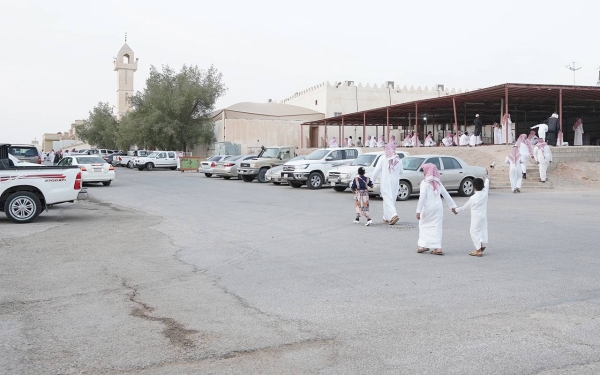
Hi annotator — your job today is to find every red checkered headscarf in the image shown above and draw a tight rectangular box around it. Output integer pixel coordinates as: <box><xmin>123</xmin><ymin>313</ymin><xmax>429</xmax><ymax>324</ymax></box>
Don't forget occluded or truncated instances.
<box><xmin>422</xmin><ymin>163</ymin><xmax>441</xmax><ymax>193</ymax></box>
<box><xmin>573</xmin><ymin>118</ymin><xmax>582</xmax><ymax>130</ymax></box>
<box><xmin>516</xmin><ymin>134</ymin><xmax>533</xmax><ymax>155</ymax></box>
<box><xmin>507</xmin><ymin>146</ymin><xmax>521</xmax><ymax>164</ymax></box>
<box><xmin>385</xmin><ymin>142</ymin><xmax>400</xmax><ymax>173</ymax></box>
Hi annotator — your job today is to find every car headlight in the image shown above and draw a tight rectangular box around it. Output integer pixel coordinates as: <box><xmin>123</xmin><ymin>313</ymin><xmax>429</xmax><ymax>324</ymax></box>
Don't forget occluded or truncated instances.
<box><xmin>297</xmin><ymin>164</ymin><xmax>310</xmax><ymax>170</ymax></box>
<box><xmin>251</xmin><ymin>163</ymin><xmax>260</xmax><ymax>168</ymax></box>
<box><xmin>341</xmin><ymin>173</ymin><xmax>350</xmax><ymax>178</ymax></box>
<box><xmin>375</xmin><ymin>179</ymin><xmax>380</xmax><ymax>184</ymax></box>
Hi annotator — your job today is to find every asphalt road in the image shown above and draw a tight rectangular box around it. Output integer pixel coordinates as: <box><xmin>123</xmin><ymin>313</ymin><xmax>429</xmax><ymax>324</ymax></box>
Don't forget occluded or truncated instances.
<box><xmin>1</xmin><ymin>167</ymin><xmax>599</xmax><ymax>374</ymax></box>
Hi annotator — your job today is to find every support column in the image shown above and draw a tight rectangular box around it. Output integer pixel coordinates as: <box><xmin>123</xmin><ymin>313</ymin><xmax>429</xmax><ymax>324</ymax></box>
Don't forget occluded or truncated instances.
<box><xmin>324</xmin><ymin>120</ymin><xmax>327</xmax><ymax>147</ymax></box>
<box><xmin>338</xmin><ymin>124</ymin><xmax>341</xmax><ymax>145</ymax></box>
<box><xmin>559</xmin><ymin>89</ymin><xmax>563</xmax><ymax>146</ymax></box>
<box><xmin>414</xmin><ymin>102</ymin><xmax>419</xmax><ymax>147</ymax></box>
<box><xmin>386</xmin><ymin>107</ymin><xmax>390</xmax><ymax>142</ymax></box>
<box><xmin>363</xmin><ymin>113</ymin><xmax>366</xmax><ymax>147</ymax></box>
<box><xmin>453</xmin><ymin>97</ymin><xmax>458</xmax><ymax>137</ymax></box>
<box><xmin>300</xmin><ymin>124</ymin><xmax>304</xmax><ymax>148</ymax></box>
<box><xmin>341</xmin><ymin>117</ymin><xmax>345</xmax><ymax>146</ymax></box>
<box><xmin>505</xmin><ymin>86</ymin><xmax>509</xmax><ymax>144</ymax></box>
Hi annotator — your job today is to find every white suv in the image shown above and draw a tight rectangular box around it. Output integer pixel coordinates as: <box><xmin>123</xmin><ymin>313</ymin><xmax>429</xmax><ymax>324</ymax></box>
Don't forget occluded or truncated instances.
<box><xmin>134</xmin><ymin>151</ymin><xmax>178</xmax><ymax>171</ymax></box>
<box><xmin>282</xmin><ymin>148</ymin><xmax>361</xmax><ymax>189</ymax></box>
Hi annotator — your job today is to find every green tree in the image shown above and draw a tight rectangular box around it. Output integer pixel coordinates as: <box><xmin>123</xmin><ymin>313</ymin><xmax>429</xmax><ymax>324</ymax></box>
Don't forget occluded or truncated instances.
<box><xmin>130</xmin><ymin>64</ymin><xmax>226</xmax><ymax>151</ymax></box>
<box><xmin>77</xmin><ymin>102</ymin><xmax>119</xmax><ymax>149</ymax></box>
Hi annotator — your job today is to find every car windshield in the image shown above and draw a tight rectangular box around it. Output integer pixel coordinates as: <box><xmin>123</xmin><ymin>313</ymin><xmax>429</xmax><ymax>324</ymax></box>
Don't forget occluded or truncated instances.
<box><xmin>402</xmin><ymin>157</ymin><xmax>425</xmax><ymax>171</ymax></box>
<box><xmin>351</xmin><ymin>154</ymin><xmax>377</xmax><ymax>166</ymax></box>
<box><xmin>76</xmin><ymin>157</ymin><xmax>105</xmax><ymax>164</ymax></box>
<box><xmin>227</xmin><ymin>155</ymin><xmax>243</xmax><ymax>162</ymax></box>
<box><xmin>306</xmin><ymin>150</ymin><xmax>329</xmax><ymax>160</ymax></box>
<box><xmin>289</xmin><ymin>155</ymin><xmax>306</xmax><ymax>162</ymax></box>
<box><xmin>259</xmin><ymin>148</ymin><xmax>279</xmax><ymax>158</ymax></box>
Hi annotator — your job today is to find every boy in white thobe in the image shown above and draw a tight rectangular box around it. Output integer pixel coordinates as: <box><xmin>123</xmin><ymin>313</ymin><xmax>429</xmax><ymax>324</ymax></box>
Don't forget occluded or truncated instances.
<box><xmin>533</xmin><ymin>141</ymin><xmax>553</xmax><ymax>182</ymax></box>
<box><xmin>372</xmin><ymin>143</ymin><xmax>403</xmax><ymax>225</ymax></box>
<box><xmin>416</xmin><ymin>163</ymin><xmax>457</xmax><ymax>255</ymax></box>
<box><xmin>453</xmin><ymin>176</ymin><xmax>489</xmax><ymax>257</ymax></box>
<box><xmin>505</xmin><ymin>146</ymin><xmax>522</xmax><ymax>193</ymax></box>
<box><xmin>469</xmin><ymin>133</ymin><xmax>477</xmax><ymax>147</ymax></box>
<box><xmin>369</xmin><ymin>136</ymin><xmax>377</xmax><ymax>148</ymax></box>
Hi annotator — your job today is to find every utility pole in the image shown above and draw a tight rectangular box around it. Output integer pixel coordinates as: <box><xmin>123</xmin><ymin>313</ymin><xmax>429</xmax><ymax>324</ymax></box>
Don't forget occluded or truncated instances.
<box><xmin>565</xmin><ymin>61</ymin><xmax>582</xmax><ymax>85</ymax></box>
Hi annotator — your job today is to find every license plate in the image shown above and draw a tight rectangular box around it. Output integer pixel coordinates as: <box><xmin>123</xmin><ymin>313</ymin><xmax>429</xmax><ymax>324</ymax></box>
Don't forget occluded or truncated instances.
<box><xmin>93</xmin><ymin>168</ymin><xmax>102</xmax><ymax>172</ymax></box>
<box><xmin>330</xmin><ymin>182</ymin><xmax>335</xmax><ymax>186</ymax></box>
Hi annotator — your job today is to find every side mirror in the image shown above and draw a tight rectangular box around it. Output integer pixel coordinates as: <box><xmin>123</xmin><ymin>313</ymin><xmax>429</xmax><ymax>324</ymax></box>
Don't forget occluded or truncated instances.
<box><xmin>419</xmin><ymin>168</ymin><xmax>424</xmax><ymax>172</ymax></box>
<box><xmin>326</xmin><ymin>157</ymin><xmax>333</xmax><ymax>161</ymax></box>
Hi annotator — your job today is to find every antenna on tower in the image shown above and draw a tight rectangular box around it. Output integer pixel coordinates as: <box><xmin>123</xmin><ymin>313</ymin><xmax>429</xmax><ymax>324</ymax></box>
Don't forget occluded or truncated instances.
<box><xmin>565</xmin><ymin>61</ymin><xmax>582</xmax><ymax>85</ymax></box>
<box><xmin>125</xmin><ymin>32</ymin><xmax>127</xmax><ymax>43</ymax></box>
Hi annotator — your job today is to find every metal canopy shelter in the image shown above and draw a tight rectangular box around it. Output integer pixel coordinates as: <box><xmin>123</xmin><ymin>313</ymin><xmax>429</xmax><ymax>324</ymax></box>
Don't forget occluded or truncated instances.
<box><xmin>300</xmin><ymin>83</ymin><xmax>600</xmax><ymax>147</ymax></box>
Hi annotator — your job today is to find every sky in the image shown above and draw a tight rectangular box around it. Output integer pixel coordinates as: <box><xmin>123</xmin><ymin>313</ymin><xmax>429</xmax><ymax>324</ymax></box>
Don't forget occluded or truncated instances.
<box><xmin>2</xmin><ymin>0</ymin><xmax>599</xmax><ymax>144</ymax></box>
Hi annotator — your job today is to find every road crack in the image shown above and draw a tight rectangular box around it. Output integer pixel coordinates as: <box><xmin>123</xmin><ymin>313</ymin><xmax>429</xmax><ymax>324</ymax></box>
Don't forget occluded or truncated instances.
<box><xmin>122</xmin><ymin>279</ymin><xmax>199</xmax><ymax>349</ymax></box>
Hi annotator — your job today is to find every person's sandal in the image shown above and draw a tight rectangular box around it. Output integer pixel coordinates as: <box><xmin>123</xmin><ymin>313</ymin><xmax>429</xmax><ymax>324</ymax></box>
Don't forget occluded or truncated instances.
<box><xmin>389</xmin><ymin>216</ymin><xmax>399</xmax><ymax>225</ymax></box>
<box><xmin>417</xmin><ymin>247</ymin><xmax>430</xmax><ymax>253</ymax></box>
<box><xmin>470</xmin><ymin>250</ymin><xmax>483</xmax><ymax>257</ymax></box>
<box><xmin>431</xmin><ymin>249</ymin><xmax>444</xmax><ymax>255</ymax></box>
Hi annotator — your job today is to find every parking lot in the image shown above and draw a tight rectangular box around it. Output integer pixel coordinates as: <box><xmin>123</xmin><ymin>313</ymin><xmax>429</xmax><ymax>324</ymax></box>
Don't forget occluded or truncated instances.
<box><xmin>2</xmin><ymin>167</ymin><xmax>600</xmax><ymax>374</ymax></box>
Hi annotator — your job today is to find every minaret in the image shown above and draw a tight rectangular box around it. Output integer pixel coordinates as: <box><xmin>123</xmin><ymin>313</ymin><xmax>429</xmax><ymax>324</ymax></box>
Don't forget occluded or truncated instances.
<box><xmin>114</xmin><ymin>33</ymin><xmax>138</xmax><ymax>119</ymax></box>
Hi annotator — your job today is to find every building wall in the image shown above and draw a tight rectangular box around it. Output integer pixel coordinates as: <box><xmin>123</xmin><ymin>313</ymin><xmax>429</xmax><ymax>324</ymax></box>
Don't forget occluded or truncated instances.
<box><xmin>217</xmin><ymin>119</ymin><xmax>304</xmax><ymax>154</ymax></box>
<box><xmin>282</xmin><ymin>82</ymin><xmax>468</xmax><ymax>118</ymax></box>
<box><xmin>41</xmin><ymin>133</ymin><xmax>62</xmax><ymax>152</ymax></box>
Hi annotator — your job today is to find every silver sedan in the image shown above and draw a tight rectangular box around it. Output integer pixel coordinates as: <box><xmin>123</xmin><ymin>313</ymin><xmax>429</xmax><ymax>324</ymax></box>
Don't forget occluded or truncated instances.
<box><xmin>265</xmin><ymin>155</ymin><xmax>307</xmax><ymax>185</ymax></box>
<box><xmin>369</xmin><ymin>155</ymin><xmax>487</xmax><ymax>201</ymax></box>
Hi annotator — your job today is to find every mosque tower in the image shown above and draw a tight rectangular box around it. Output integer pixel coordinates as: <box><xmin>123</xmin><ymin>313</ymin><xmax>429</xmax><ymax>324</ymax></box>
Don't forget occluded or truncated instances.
<box><xmin>114</xmin><ymin>33</ymin><xmax>138</xmax><ymax>119</ymax></box>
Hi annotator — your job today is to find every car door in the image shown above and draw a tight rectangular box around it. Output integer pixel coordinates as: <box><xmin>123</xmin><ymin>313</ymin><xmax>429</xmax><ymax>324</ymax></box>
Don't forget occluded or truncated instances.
<box><xmin>156</xmin><ymin>152</ymin><xmax>167</xmax><ymax>167</ymax></box>
<box><xmin>167</xmin><ymin>152</ymin><xmax>176</xmax><ymax>167</ymax></box>
<box><xmin>440</xmin><ymin>156</ymin><xmax>463</xmax><ymax>189</ymax></box>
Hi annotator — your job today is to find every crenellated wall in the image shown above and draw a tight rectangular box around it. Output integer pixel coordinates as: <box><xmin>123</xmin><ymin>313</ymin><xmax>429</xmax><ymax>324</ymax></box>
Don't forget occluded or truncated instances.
<box><xmin>281</xmin><ymin>82</ymin><xmax>469</xmax><ymax>118</ymax></box>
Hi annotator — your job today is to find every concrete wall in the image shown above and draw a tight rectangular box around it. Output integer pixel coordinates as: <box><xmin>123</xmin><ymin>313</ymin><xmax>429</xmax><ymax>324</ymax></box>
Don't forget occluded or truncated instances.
<box><xmin>550</xmin><ymin>146</ymin><xmax>600</xmax><ymax>170</ymax></box>
<box><xmin>282</xmin><ymin>82</ymin><xmax>468</xmax><ymax>118</ymax></box>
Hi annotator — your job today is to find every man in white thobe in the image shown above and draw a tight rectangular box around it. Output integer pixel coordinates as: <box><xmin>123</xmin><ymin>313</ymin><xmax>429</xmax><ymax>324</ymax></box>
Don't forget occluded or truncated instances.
<box><xmin>176</xmin><ymin>151</ymin><xmax>183</xmax><ymax>170</ymax></box>
<box><xmin>573</xmin><ymin>119</ymin><xmax>584</xmax><ymax>146</ymax></box>
<box><xmin>531</xmin><ymin>123</ymin><xmax>548</xmax><ymax>142</ymax></box>
<box><xmin>501</xmin><ymin>113</ymin><xmax>515</xmax><ymax>144</ymax></box>
<box><xmin>372</xmin><ymin>143</ymin><xmax>403</xmax><ymax>225</ymax></box>
<box><xmin>459</xmin><ymin>132</ymin><xmax>469</xmax><ymax>146</ymax></box>
<box><xmin>348</xmin><ymin>136</ymin><xmax>355</xmax><ymax>147</ymax></box>
<box><xmin>516</xmin><ymin>134</ymin><xmax>533</xmax><ymax>179</ymax></box>
<box><xmin>369</xmin><ymin>136</ymin><xmax>377</xmax><ymax>148</ymax></box>
<box><xmin>505</xmin><ymin>146</ymin><xmax>522</xmax><ymax>193</ymax></box>
<box><xmin>453</xmin><ymin>176</ymin><xmax>490</xmax><ymax>257</ymax></box>
<box><xmin>533</xmin><ymin>141</ymin><xmax>553</xmax><ymax>182</ymax></box>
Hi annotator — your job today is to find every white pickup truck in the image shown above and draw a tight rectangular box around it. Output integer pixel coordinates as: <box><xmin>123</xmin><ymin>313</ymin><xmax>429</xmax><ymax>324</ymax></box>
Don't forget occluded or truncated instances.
<box><xmin>1</xmin><ymin>144</ymin><xmax>87</xmax><ymax>223</ymax></box>
<box><xmin>134</xmin><ymin>151</ymin><xmax>178</xmax><ymax>171</ymax></box>
<box><xmin>282</xmin><ymin>147</ymin><xmax>362</xmax><ymax>189</ymax></box>
<box><xmin>115</xmin><ymin>150</ymin><xmax>151</xmax><ymax>168</ymax></box>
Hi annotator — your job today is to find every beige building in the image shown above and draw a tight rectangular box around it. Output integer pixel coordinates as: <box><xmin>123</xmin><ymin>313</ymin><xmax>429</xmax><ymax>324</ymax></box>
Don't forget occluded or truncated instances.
<box><xmin>210</xmin><ymin>102</ymin><xmax>325</xmax><ymax>154</ymax></box>
<box><xmin>114</xmin><ymin>40</ymin><xmax>138</xmax><ymax>119</ymax></box>
<box><xmin>281</xmin><ymin>81</ymin><xmax>468</xmax><ymax>118</ymax></box>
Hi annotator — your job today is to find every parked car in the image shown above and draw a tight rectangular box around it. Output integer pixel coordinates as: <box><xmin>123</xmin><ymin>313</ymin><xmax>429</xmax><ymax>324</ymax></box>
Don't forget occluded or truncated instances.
<box><xmin>265</xmin><ymin>155</ymin><xmax>307</xmax><ymax>185</ymax></box>
<box><xmin>134</xmin><ymin>151</ymin><xmax>178</xmax><ymax>171</ymax></box>
<box><xmin>1</xmin><ymin>144</ymin><xmax>87</xmax><ymax>223</ymax></box>
<box><xmin>213</xmin><ymin>155</ymin><xmax>257</xmax><ymax>179</ymax></box>
<box><xmin>282</xmin><ymin>147</ymin><xmax>361</xmax><ymax>189</ymax></box>
<box><xmin>327</xmin><ymin>151</ymin><xmax>409</xmax><ymax>192</ymax></box>
<box><xmin>199</xmin><ymin>155</ymin><xmax>233</xmax><ymax>177</ymax></box>
<box><xmin>368</xmin><ymin>155</ymin><xmax>486</xmax><ymax>201</ymax></box>
<box><xmin>7</xmin><ymin>144</ymin><xmax>41</xmax><ymax>164</ymax></box>
<box><xmin>56</xmin><ymin>155</ymin><xmax>116</xmax><ymax>186</ymax></box>
<box><xmin>104</xmin><ymin>152</ymin><xmax>127</xmax><ymax>166</ymax></box>
<box><xmin>238</xmin><ymin>146</ymin><xmax>296</xmax><ymax>183</ymax></box>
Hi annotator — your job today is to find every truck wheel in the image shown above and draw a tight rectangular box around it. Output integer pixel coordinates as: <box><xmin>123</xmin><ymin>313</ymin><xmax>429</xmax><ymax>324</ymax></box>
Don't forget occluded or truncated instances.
<box><xmin>241</xmin><ymin>175</ymin><xmax>254</xmax><ymax>182</ymax></box>
<box><xmin>127</xmin><ymin>161</ymin><xmax>133</xmax><ymax>168</ymax></box>
<box><xmin>223</xmin><ymin>176</ymin><xmax>231</xmax><ymax>180</ymax></box>
<box><xmin>170</xmin><ymin>167</ymin><xmax>177</xmax><ymax>170</ymax></box>
<box><xmin>308</xmin><ymin>172</ymin><xmax>323</xmax><ymax>189</ymax></box>
<box><xmin>458</xmin><ymin>178</ymin><xmax>474</xmax><ymax>196</ymax></box>
<box><xmin>137</xmin><ymin>166</ymin><xmax>145</xmax><ymax>171</ymax></box>
<box><xmin>272</xmin><ymin>182</ymin><xmax>281</xmax><ymax>185</ymax></box>
<box><xmin>102</xmin><ymin>181</ymin><xmax>112</xmax><ymax>186</ymax></box>
<box><xmin>146</xmin><ymin>163</ymin><xmax>154</xmax><ymax>171</ymax></box>
<box><xmin>4</xmin><ymin>191</ymin><xmax>42</xmax><ymax>224</ymax></box>
<box><xmin>290</xmin><ymin>181</ymin><xmax>303</xmax><ymax>188</ymax></box>
<box><xmin>333</xmin><ymin>186</ymin><xmax>347</xmax><ymax>192</ymax></box>
<box><xmin>397</xmin><ymin>180</ymin><xmax>412</xmax><ymax>201</ymax></box>
<box><xmin>257</xmin><ymin>168</ymin><xmax>268</xmax><ymax>183</ymax></box>
<box><xmin>204</xmin><ymin>173</ymin><xmax>213</xmax><ymax>178</ymax></box>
